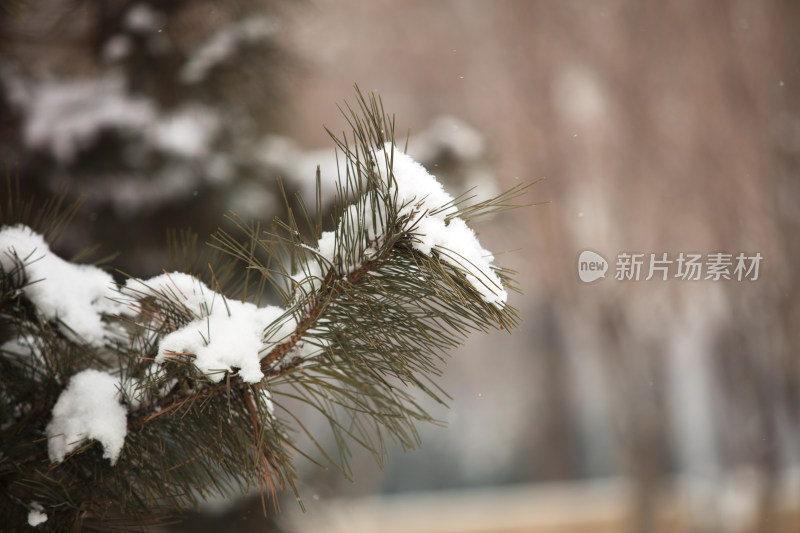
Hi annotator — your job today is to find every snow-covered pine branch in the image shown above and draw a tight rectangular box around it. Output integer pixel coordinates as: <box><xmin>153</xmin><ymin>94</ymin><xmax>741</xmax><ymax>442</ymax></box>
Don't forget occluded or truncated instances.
<box><xmin>0</xmin><ymin>91</ymin><xmax>526</xmax><ymax>531</ymax></box>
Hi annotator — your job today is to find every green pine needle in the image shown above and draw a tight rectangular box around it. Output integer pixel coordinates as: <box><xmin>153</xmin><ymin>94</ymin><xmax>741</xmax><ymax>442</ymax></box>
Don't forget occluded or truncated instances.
<box><xmin>0</xmin><ymin>89</ymin><xmax>532</xmax><ymax>531</ymax></box>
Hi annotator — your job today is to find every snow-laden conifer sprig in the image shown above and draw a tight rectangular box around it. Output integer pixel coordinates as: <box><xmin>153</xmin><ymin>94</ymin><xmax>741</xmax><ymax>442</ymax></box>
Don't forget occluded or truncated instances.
<box><xmin>0</xmin><ymin>90</ymin><xmax>529</xmax><ymax>531</ymax></box>
<box><xmin>207</xmin><ymin>90</ymin><xmax>526</xmax><ymax>476</ymax></box>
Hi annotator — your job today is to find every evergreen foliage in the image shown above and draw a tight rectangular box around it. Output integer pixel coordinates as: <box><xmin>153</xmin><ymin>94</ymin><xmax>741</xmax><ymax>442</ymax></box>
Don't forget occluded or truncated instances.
<box><xmin>0</xmin><ymin>92</ymin><xmax>527</xmax><ymax>531</ymax></box>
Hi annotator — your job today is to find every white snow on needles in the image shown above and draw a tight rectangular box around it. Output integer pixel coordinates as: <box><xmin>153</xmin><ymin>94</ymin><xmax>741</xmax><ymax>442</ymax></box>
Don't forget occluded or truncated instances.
<box><xmin>0</xmin><ymin>225</ymin><xmax>123</xmax><ymax>346</ymax></box>
<box><xmin>123</xmin><ymin>273</ymin><xmax>295</xmax><ymax>383</ymax></box>
<box><xmin>46</xmin><ymin>369</ymin><xmax>128</xmax><ymax>464</ymax></box>
<box><xmin>374</xmin><ymin>144</ymin><xmax>507</xmax><ymax>307</ymax></box>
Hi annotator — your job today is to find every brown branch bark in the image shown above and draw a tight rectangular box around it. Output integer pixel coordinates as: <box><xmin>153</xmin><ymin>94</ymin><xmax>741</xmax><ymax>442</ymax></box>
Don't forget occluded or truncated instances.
<box><xmin>259</xmin><ymin>255</ymin><xmax>386</xmax><ymax>373</ymax></box>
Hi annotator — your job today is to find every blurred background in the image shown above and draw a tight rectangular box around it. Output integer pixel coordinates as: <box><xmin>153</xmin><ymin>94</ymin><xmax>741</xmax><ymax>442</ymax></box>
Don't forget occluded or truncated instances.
<box><xmin>2</xmin><ymin>1</ymin><xmax>799</xmax><ymax>532</ymax></box>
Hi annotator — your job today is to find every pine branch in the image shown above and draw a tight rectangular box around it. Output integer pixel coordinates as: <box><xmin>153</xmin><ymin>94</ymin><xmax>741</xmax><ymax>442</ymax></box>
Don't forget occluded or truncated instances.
<box><xmin>259</xmin><ymin>254</ymin><xmax>385</xmax><ymax>372</ymax></box>
<box><xmin>0</xmin><ymin>89</ymin><xmax>531</xmax><ymax>531</ymax></box>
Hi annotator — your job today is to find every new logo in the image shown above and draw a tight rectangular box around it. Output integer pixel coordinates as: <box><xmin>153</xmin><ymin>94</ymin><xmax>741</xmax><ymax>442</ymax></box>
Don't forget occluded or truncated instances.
<box><xmin>578</xmin><ymin>250</ymin><xmax>608</xmax><ymax>283</ymax></box>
